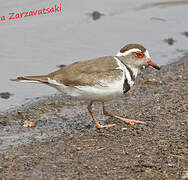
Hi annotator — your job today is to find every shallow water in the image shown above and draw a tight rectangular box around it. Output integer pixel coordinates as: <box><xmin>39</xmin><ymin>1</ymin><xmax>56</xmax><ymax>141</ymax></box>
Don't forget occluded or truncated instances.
<box><xmin>0</xmin><ymin>0</ymin><xmax>188</xmax><ymax>111</ymax></box>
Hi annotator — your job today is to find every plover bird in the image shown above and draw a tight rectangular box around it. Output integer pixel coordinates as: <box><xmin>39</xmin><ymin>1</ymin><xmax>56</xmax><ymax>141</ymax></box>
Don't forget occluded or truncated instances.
<box><xmin>11</xmin><ymin>44</ymin><xmax>160</xmax><ymax>129</ymax></box>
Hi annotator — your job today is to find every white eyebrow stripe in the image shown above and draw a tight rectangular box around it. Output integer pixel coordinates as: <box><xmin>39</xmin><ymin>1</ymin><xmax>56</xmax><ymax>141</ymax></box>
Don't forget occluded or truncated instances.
<box><xmin>116</xmin><ymin>48</ymin><xmax>141</xmax><ymax>56</ymax></box>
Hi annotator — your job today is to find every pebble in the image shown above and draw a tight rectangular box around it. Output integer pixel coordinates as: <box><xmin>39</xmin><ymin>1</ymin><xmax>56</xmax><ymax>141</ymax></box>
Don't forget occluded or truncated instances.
<box><xmin>122</xmin><ymin>128</ymin><xmax>128</xmax><ymax>131</ymax></box>
<box><xmin>23</xmin><ymin>120</ymin><xmax>35</xmax><ymax>128</ymax></box>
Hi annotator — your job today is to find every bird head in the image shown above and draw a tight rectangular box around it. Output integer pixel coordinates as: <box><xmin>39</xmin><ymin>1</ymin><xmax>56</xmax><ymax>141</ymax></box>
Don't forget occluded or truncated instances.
<box><xmin>116</xmin><ymin>44</ymin><xmax>160</xmax><ymax>70</ymax></box>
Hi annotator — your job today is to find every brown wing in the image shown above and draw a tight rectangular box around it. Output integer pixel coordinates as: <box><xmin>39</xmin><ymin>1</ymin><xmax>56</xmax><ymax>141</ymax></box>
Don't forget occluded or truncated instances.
<box><xmin>49</xmin><ymin>56</ymin><xmax>121</xmax><ymax>86</ymax></box>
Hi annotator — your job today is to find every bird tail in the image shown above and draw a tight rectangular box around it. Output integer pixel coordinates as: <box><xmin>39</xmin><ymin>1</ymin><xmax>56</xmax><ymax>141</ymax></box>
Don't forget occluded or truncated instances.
<box><xmin>10</xmin><ymin>75</ymin><xmax>49</xmax><ymax>84</ymax></box>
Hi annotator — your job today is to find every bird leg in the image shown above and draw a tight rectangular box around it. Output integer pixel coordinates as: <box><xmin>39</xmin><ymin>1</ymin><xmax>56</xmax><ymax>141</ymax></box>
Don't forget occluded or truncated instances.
<box><xmin>87</xmin><ymin>102</ymin><xmax>116</xmax><ymax>129</ymax></box>
<box><xmin>102</xmin><ymin>103</ymin><xmax>146</xmax><ymax>125</ymax></box>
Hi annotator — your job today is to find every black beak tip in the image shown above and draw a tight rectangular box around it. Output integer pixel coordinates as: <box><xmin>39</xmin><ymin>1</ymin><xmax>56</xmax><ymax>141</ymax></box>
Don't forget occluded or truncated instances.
<box><xmin>154</xmin><ymin>65</ymin><xmax>160</xmax><ymax>70</ymax></box>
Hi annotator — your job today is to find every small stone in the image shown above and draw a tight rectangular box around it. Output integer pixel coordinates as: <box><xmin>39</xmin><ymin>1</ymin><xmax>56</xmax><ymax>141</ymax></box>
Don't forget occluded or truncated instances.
<box><xmin>90</xmin><ymin>11</ymin><xmax>104</xmax><ymax>20</ymax></box>
<box><xmin>178</xmin><ymin>75</ymin><xmax>182</xmax><ymax>79</ymax></box>
<box><xmin>122</xmin><ymin>128</ymin><xmax>128</xmax><ymax>131</ymax></box>
<box><xmin>168</xmin><ymin>163</ymin><xmax>174</xmax><ymax>167</ymax></box>
<box><xmin>182</xmin><ymin>31</ymin><xmax>188</xmax><ymax>37</ymax></box>
<box><xmin>57</xmin><ymin>64</ymin><xmax>66</xmax><ymax>68</ymax></box>
<box><xmin>181</xmin><ymin>171</ymin><xmax>188</xmax><ymax>180</ymax></box>
<box><xmin>23</xmin><ymin>120</ymin><xmax>35</xmax><ymax>128</ymax></box>
<box><xmin>76</xmin><ymin>147</ymin><xmax>81</xmax><ymax>151</ymax></box>
<box><xmin>0</xmin><ymin>92</ymin><xmax>13</xmax><ymax>99</ymax></box>
<box><xmin>164</xmin><ymin>38</ymin><xmax>176</xmax><ymax>45</ymax></box>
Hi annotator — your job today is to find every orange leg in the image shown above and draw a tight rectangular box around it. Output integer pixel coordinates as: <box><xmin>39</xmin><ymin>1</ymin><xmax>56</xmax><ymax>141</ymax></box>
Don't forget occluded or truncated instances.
<box><xmin>102</xmin><ymin>103</ymin><xmax>146</xmax><ymax>125</ymax></box>
<box><xmin>87</xmin><ymin>102</ymin><xmax>116</xmax><ymax>129</ymax></box>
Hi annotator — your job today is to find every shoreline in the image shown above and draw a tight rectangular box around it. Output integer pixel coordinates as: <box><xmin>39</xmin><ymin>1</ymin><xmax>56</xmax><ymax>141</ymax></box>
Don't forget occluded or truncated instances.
<box><xmin>2</xmin><ymin>53</ymin><xmax>187</xmax><ymax>114</ymax></box>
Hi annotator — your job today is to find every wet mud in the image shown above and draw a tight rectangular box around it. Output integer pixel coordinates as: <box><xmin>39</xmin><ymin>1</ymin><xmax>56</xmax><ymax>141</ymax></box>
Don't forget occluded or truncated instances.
<box><xmin>0</xmin><ymin>55</ymin><xmax>187</xmax><ymax>179</ymax></box>
<box><xmin>0</xmin><ymin>92</ymin><xmax>13</xmax><ymax>100</ymax></box>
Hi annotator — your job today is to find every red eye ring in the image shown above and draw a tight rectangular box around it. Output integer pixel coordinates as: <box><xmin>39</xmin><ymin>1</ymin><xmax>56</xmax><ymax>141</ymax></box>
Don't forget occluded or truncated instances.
<box><xmin>134</xmin><ymin>52</ymin><xmax>144</xmax><ymax>58</ymax></box>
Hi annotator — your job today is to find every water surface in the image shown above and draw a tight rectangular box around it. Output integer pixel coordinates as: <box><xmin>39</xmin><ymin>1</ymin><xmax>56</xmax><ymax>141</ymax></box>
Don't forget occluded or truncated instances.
<box><xmin>0</xmin><ymin>0</ymin><xmax>188</xmax><ymax>111</ymax></box>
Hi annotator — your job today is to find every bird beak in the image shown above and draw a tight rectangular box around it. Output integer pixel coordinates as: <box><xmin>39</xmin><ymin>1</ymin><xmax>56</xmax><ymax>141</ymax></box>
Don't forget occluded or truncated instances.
<box><xmin>147</xmin><ymin>60</ymin><xmax>160</xmax><ymax>70</ymax></box>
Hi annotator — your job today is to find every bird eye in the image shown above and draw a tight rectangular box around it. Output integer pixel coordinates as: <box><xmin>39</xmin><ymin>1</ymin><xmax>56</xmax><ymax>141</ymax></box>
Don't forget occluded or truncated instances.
<box><xmin>134</xmin><ymin>52</ymin><xmax>144</xmax><ymax>58</ymax></box>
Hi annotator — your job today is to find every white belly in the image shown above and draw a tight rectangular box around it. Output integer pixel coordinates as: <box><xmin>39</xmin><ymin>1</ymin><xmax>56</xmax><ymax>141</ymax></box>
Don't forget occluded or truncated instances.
<box><xmin>47</xmin><ymin>74</ymin><xmax>125</xmax><ymax>102</ymax></box>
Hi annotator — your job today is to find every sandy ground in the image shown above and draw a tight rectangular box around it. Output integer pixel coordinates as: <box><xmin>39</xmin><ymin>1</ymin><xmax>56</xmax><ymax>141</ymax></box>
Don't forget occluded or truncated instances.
<box><xmin>0</xmin><ymin>55</ymin><xmax>187</xmax><ymax>179</ymax></box>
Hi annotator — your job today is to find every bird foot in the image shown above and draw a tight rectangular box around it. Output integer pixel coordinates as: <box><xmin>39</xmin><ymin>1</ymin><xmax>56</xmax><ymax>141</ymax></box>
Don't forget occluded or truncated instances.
<box><xmin>102</xmin><ymin>106</ymin><xmax>146</xmax><ymax>125</ymax></box>
<box><xmin>120</xmin><ymin>118</ymin><xmax>146</xmax><ymax>125</ymax></box>
<box><xmin>96</xmin><ymin>123</ymin><xmax>116</xmax><ymax>129</ymax></box>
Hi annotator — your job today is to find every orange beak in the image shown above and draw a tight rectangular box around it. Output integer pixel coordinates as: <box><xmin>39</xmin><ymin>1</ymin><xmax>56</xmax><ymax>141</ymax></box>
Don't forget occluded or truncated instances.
<box><xmin>147</xmin><ymin>60</ymin><xmax>160</xmax><ymax>70</ymax></box>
